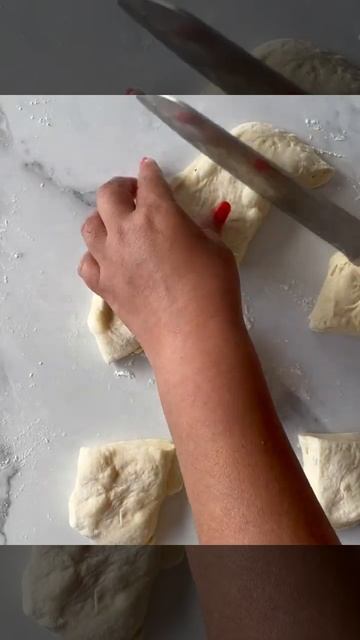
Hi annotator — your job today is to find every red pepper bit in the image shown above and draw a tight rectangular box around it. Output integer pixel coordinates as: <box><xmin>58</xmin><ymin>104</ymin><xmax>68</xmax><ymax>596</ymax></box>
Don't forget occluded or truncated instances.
<box><xmin>254</xmin><ymin>158</ymin><xmax>271</xmax><ymax>172</ymax></box>
<box><xmin>213</xmin><ymin>201</ymin><xmax>232</xmax><ymax>229</ymax></box>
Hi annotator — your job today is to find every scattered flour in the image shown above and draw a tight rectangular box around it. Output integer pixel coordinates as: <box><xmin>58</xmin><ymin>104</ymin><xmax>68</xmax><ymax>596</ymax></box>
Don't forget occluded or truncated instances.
<box><xmin>114</xmin><ymin>369</ymin><xmax>136</xmax><ymax>380</ymax></box>
<box><xmin>0</xmin><ymin>442</ymin><xmax>19</xmax><ymax>545</ymax></box>
<box><xmin>0</xmin><ymin>407</ymin><xmax>59</xmax><ymax>543</ymax></box>
<box><xmin>243</xmin><ymin>299</ymin><xmax>255</xmax><ymax>331</ymax></box>
<box><xmin>280</xmin><ymin>280</ymin><xmax>315</xmax><ymax>313</ymax></box>
<box><xmin>351</xmin><ymin>181</ymin><xmax>360</xmax><ymax>201</ymax></box>
<box><xmin>305</xmin><ymin>118</ymin><xmax>322</xmax><ymax>131</ymax></box>
<box><xmin>315</xmin><ymin>148</ymin><xmax>345</xmax><ymax>159</ymax></box>
<box><xmin>38</xmin><ymin>115</ymin><xmax>52</xmax><ymax>127</ymax></box>
<box><xmin>277</xmin><ymin>361</ymin><xmax>311</xmax><ymax>402</ymax></box>
<box><xmin>329</xmin><ymin>131</ymin><xmax>347</xmax><ymax>142</ymax></box>
<box><xmin>304</xmin><ymin>115</ymin><xmax>347</xmax><ymax>159</ymax></box>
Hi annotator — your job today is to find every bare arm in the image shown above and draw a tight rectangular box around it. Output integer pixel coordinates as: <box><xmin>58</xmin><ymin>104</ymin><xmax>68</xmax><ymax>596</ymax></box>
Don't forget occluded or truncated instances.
<box><xmin>187</xmin><ymin>546</ymin><xmax>359</xmax><ymax>640</ymax></box>
<box><xmin>154</xmin><ymin>325</ymin><xmax>338</xmax><ymax>544</ymax></box>
<box><xmin>79</xmin><ymin>157</ymin><xmax>338</xmax><ymax>545</ymax></box>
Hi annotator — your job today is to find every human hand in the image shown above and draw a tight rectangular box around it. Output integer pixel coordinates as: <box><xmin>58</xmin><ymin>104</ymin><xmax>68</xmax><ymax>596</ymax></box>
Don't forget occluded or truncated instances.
<box><xmin>79</xmin><ymin>158</ymin><xmax>245</xmax><ymax>364</ymax></box>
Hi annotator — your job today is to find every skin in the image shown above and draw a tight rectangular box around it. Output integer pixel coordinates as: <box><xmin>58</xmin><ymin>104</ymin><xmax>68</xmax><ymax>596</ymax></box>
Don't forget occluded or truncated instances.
<box><xmin>79</xmin><ymin>157</ymin><xmax>338</xmax><ymax>546</ymax></box>
<box><xmin>186</xmin><ymin>546</ymin><xmax>360</xmax><ymax>640</ymax></box>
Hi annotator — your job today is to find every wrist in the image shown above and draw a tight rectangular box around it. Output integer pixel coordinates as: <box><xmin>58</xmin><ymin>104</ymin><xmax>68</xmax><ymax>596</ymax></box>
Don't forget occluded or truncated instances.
<box><xmin>147</xmin><ymin>311</ymin><xmax>249</xmax><ymax>378</ymax></box>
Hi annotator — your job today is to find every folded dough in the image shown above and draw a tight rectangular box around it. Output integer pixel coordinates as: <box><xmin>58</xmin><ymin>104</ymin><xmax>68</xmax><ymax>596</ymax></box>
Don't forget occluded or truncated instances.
<box><xmin>172</xmin><ymin>121</ymin><xmax>333</xmax><ymax>263</ymax></box>
<box><xmin>89</xmin><ymin>121</ymin><xmax>333</xmax><ymax>363</ymax></box>
<box><xmin>309</xmin><ymin>252</ymin><xmax>360</xmax><ymax>335</ymax></box>
<box><xmin>22</xmin><ymin>545</ymin><xmax>179</xmax><ymax>640</ymax></box>
<box><xmin>253</xmin><ymin>39</ymin><xmax>360</xmax><ymax>94</ymax></box>
<box><xmin>87</xmin><ymin>294</ymin><xmax>140</xmax><ymax>363</ymax></box>
<box><xmin>69</xmin><ymin>439</ymin><xmax>183</xmax><ymax>545</ymax></box>
<box><xmin>299</xmin><ymin>432</ymin><xmax>360</xmax><ymax>529</ymax></box>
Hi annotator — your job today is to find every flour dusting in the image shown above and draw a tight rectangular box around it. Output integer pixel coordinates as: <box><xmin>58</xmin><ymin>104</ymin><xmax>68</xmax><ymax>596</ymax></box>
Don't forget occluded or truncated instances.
<box><xmin>305</xmin><ymin>118</ymin><xmax>322</xmax><ymax>131</ymax></box>
<box><xmin>243</xmin><ymin>299</ymin><xmax>255</xmax><ymax>331</ymax></box>
<box><xmin>114</xmin><ymin>369</ymin><xmax>136</xmax><ymax>380</ymax></box>
<box><xmin>0</xmin><ymin>442</ymin><xmax>19</xmax><ymax>544</ymax></box>
<box><xmin>315</xmin><ymin>148</ymin><xmax>345</xmax><ymax>159</ymax></box>
<box><xmin>304</xmin><ymin>115</ymin><xmax>348</xmax><ymax>159</ymax></box>
<box><xmin>280</xmin><ymin>279</ymin><xmax>315</xmax><ymax>313</ymax></box>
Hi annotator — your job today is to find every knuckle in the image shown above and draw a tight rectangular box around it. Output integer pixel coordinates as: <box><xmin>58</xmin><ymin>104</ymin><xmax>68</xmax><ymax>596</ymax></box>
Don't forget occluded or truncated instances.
<box><xmin>82</xmin><ymin>213</ymin><xmax>104</xmax><ymax>243</ymax></box>
<box><xmin>141</xmin><ymin>198</ymin><xmax>162</xmax><ymax>223</ymax></box>
<box><xmin>79</xmin><ymin>252</ymin><xmax>92</xmax><ymax>275</ymax></box>
<box><xmin>79</xmin><ymin>256</ymin><xmax>101</xmax><ymax>292</ymax></box>
<box><xmin>98</xmin><ymin>272</ymin><xmax>111</xmax><ymax>299</ymax></box>
<box><xmin>135</xmin><ymin>210</ymin><xmax>155</xmax><ymax>235</ymax></box>
<box><xmin>81</xmin><ymin>217</ymin><xmax>94</xmax><ymax>236</ymax></box>
<box><xmin>97</xmin><ymin>179</ymin><xmax>118</xmax><ymax>203</ymax></box>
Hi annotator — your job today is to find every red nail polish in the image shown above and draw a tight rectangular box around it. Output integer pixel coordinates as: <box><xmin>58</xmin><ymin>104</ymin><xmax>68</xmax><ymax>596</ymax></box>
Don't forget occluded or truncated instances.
<box><xmin>254</xmin><ymin>158</ymin><xmax>270</xmax><ymax>172</ymax></box>
<box><xmin>125</xmin><ymin>88</ymin><xmax>145</xmax><ymax>95</ymax></box>
<box><xmin>140</xmin><ymin>157</ymin><xmax>149</xmax><ymax>165</ymax></box>
<box><xmin>213</xmin><ymin>201</ymin><xmax>231</xmax><ymax>228</ymax></box>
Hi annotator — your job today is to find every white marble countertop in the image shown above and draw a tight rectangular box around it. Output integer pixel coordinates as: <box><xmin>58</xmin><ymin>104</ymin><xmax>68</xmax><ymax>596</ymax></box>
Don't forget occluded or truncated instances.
<box><xmin>1</xmin><ymin>95</ymin><xmax>360</xmax><ymax>545</ymax></box>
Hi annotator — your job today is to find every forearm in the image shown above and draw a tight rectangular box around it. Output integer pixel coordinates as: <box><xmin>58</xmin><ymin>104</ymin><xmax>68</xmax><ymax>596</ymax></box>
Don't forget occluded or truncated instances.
<box><xmin>187</xmin><ymin>546</ymin><xmax>359</xmax><ymax>640</ymax></box>
<box><xmin>152</xmin><ymin>320</ymin><xmax>338</xmax><ymax>545</ymax></box>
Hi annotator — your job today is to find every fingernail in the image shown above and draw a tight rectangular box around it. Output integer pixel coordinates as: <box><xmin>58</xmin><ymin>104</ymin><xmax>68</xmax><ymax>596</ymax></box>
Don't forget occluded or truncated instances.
<box><xmin>125</xmin><ymin>87</ymin><xmax>144</xmax><ymax>95</ymax></box>
<box><xmin>254</xmin><ymin>158</ymin><xmax>270</xmax><ymax>172</ymax></box>
<box><xmin>213</xmin><ymin>201</ymin><xmax>231</xmax><ymax>228</ymax></box>
<box><xmin>140</xmin><ymin>157</ymin><xmax>156</xmax><ymax>167</ymax></box>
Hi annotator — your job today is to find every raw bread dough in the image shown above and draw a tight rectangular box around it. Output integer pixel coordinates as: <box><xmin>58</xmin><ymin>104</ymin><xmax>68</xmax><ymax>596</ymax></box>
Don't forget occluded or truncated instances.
<box><xmin>309</xmin><ymin>252</ymin><xmax>360</xmax><ymax>335</ymax></box>
<box><xmin>88</xmin><ymin>294</ymin><xmax>140</xmax><ymax>364</ymax></box>
<box><xmin>172</xmin><ymin>121</ymin><xmax>333</xmax><ymax>262</ymax></box>
<box><xmin>89</xmin><ymin>121</ymin><xmax>333</xmax><ymax>363</ymax></box>
<box><xmin>22</xmin><ymin>545</ymin><xmax>179</xmax><ymax>640</ymax></box>
<box><xmin>299</xmin><ymin>433</ymin><xmax>360</xmax><ymax>529</ymax></box>
<box><xmin>253</xmin><ymin>39</ymin><xmax>360</xmax><ymax>94</ymax></box>
<box><xmin>69</xmin><ymin>439</ymin><xmax>183</xmax><ymax>545</ymax></box>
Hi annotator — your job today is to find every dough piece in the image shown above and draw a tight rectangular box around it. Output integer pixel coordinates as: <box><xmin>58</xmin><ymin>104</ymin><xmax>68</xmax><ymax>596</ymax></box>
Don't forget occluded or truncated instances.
<box><xmin>309</xmin><ymin>252</ymin><xmax>360</xmax><ymax>335</ymax></box>
<box><xmin>253</xmin><ymin>39</ymin><xmax>360</xmax><ymax>94</ymax></box>
<box><xmin>88</xmin><ymin>294</ymin><xmax>140</xmax><ymax>364</ymax></box>
<box><xmin>89</xmin><ymin>122</ymin><xmax>333</xmax><ymax>362</ymax></box>
<box><xmin>69</xmin><ymin>439</ymin><xmax>183</xmax><ymax>545</ymax></box>
<box><xmin>299</xmin><ymin>433</ymin><xmax>360</xmax><ymax>529</ymax></box>
<box><xmin>172</xmin><ymin>121</ymin><xmax>333</xmax><ymax>262</ymax></box>
<box><xmin>22</xmin><ymin>545</ymin><xmax>177</xmax><ymax>640</ymax></box>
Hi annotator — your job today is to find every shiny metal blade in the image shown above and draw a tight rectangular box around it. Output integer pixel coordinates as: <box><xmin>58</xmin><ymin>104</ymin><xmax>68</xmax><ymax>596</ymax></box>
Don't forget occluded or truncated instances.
<box><xmin>137</xmin><ymin>95</ymin><xmax>360</xmax><ymax>261</ymax></box>
<box><xmin>118</xmin><ymin>0</ymin><xmax>305</xmax><ymax>94</ymax></box>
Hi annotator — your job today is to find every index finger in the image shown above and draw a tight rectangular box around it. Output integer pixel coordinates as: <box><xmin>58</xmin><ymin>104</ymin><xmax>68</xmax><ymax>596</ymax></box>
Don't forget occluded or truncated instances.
<box><xmin>136</xmin><ymin>158</ymin><xmax>174</xmax><ymax>210</ymax></box>
<box><xmin>96</xmin><ymin>177</ymin><xmax>137</xmax><ymax>231</ymax></box>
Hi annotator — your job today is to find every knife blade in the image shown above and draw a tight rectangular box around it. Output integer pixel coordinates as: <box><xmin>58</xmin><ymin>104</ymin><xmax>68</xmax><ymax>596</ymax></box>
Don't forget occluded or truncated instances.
<box><xmin>137</xmin><ymin>95</ymin><xmax>360</xmax><ymax>262</ymax></box>
<box><xmin>118</xmin><ymin>0</ymin><xmax>305</xmax><ymax>95</ymax></box>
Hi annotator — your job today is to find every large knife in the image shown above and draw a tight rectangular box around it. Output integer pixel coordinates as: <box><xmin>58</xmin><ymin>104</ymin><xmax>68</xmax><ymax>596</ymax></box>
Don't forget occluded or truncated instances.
<box><xmin>118</xmin><ymin>0</ymin><xmax>305</xmax><ymax>95</ymax></box>
<box><xmin>136</xmin><ymin>95</ymin><xmax>360</xmax><ymax>262</ymax></box>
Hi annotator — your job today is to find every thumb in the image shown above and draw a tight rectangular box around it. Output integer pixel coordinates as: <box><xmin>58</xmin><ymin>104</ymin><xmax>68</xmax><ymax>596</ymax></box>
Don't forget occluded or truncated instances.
<box><xmin>136</xmin><ymin>157</ymin><xmax>174</xmax><ymax>207</ymax></box>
